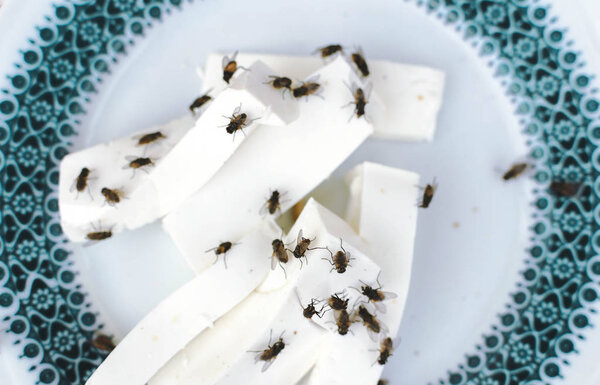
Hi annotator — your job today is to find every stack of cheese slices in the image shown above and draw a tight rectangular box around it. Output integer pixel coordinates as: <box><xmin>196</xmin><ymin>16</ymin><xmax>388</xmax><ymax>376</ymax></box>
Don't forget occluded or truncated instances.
<box><xmin>58</xmin><ymin>48</ymin><xmax>445</xmax><ymax>385</ymax></box>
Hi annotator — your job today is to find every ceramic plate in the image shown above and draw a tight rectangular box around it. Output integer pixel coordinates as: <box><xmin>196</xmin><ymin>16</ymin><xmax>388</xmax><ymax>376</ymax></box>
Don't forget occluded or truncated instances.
<box><xmin>1</xmin><ymin>0</ymin><xmax>600</xmax><ymax>384</ymax></box>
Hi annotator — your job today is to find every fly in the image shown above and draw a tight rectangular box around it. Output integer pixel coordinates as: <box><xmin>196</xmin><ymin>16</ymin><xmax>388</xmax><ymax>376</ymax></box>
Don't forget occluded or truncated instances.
<box><xmin>136</xmin><ymin>131</ymin><xmax>166</xmax><ymax>146</ymax></box>
<box><xmin>334</xmin><ymin>309</ymin><xmax>352</xmax><ymax>336</ymax></box>
<box><xmin>70</xmin><ymin>167</ymin><xmax>93</xmax><ymax>199</ymax></box>
<box><xmin>419</xmin><ymin>180</ymin><xmax>437</xmax><ymax>209</ymax></box>
<box><xmin>292</xmin><ymin>75</ymin><xmax>322</xmax><ymax>99</ymax></box>
<box><xmin>249</xmin><ymin>330</ymin><xmax>286</xmax><ymax>372</ymax></box>
<box><xmin>86</xmin><ymin>230</ymin><xmax>112</xmax><ymax>241</ymax></box>
<box><xmin>189</xmin><ymin>91</ymin><xmax>212</xmax><ymax>114</ymax></box>
<box><xmin>265</xmin><ymin>75</ymin><xmax>292</xmax><ymax>91</ymax></box>
<box><xmin>315</xmin><ymin>44</ymin><xmax>343</xmax><ymax>58</ymax></box>
<box><xmin>357</xmin><ymin>305</ymin><xmax>388</xmax><ymax>342</ymax></box>
<box><xmin>377</xmin><ymin>337</ymin><xmax>394</xmax><ymax>365</ymax></box>
<box><xmin>101</xmin><ymin>187</ymin><xmax>123</xmax><ymax>206</ymax></box>
<box><xmin>351</xmin><ymin>48</ymin><xmax>370</xmax><ymax>77</ymax></box>
<box><xmin>263</xmin><ymin>190</ymin><xmax>282</xmax><ymax>215</ymax></box>
<box><xmin>222</xmin><ymin>104</ymin><xmax>258</xmax><ymax>139</ymax></box>
<box><xmin>328</xmin><ymin>291</ymin><xmax>349</xmax><ymax>311</ymax></box>
<box><xmin>289</xmin><ymin>229</ymin><xmax>315</xmax><ymax>268</ymax></box>
<box><xmin>92</xmin><ymin>334</ymin><xmax>116</xmax><ymax>352</ymax></box>
<box><xmin>502</xmin><ymin>162</ymin><xmax>529</xmax><ymax>181</ymax></box>
<box><xmin>74</xmin><ymin>167</ymin><xmax>90</xmax><ymax>193</ymax></box>
<box><xmin>355</xmin><ymin>272</ymin><xmax>398</xmax><ymax>313</ymax></box>
<box><xmin>222</xmin><ymin>51</ymin><xmax>246</xmax><ymax>84</ymax></box>
<box><xmin>271</xmin><ymin>237</ymin><xmax>289</xmax><ymax>278</ymax></box>
<box><xmin>322</xmin><ymin>238</ymin><xmax>354</xmax><ymax>273</ymax></box>
<box><xmin>86</xmin><ymin>223</ymin><xmax>113</xmax><ymax>242</ymax></box>
<box><xmin>549</xmin><ymin>180</ymin><xmax>581</xmax><ymax>197</ymax></box>
<box><xmin>297</xmin><ymin>291</ymin><xmax>326</xmax><ymax>320</ymax></box>
<box><xmin>343</xmin><ymin>81</ymin><xmax>371</xmax><ymax>121</ymax></box>
<box><xmin>206</xmin><ymin>241</ymin><xmax>237</xmax><ymax>269</ymax></box>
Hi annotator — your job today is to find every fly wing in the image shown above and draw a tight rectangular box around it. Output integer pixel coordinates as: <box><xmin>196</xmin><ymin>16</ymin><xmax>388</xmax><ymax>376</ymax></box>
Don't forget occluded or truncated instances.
<box><xmin>69</xmin><ymin>178</ymin><xmax>77</xmax><ymax>193</ymax></box>
<box><xmin>366</xmin><ymin>327</ymin><xmax>380</xmax><ymax>343</ymax></box>
<box><xmin>379</xmin><ymin>320</ymin><xmax>389</xmax><ymax>335</ymax></box>
<box><xmin>373</xmin><ymin>301</ymin><xmax>387</xmax><ymax>314</ymax></box>
<box><xmin>380</xmin><ymin>291</ymin><xmax>398</xmax><ymax>300</ymax></box>
<box><xmin>363</xmin><ymin>82</ymin><xmax>373</xmax><ymax>99</ymax></box>
<box><xmin>271</xmin><ymin>254</ymin><xmax>278</xmax><ymax>270</ymax></box>
<box><xmin>297</xmin><ymin>229</ymin><xmax>303</xmax><ymax>244</ymax></box>
<box><xmin>259</xmin><ymin>201</ymin><xmax>268</xmax><ymax>216</ymax></box>
<box><xmin>361</xmin><ymin>300</ymin><xmax>377</xmax><ymax>314</ymax></box>
<box><xmin>390</xmin><ymin>335</ymin><xmax>402</xmax><ymax>352</ymax></box>
<box><xmin>261</xmin><ymin>358</ymin><xmax>275</xmax><ymax>372</ymax></box>
<box><xmin>221</xmin><ymin>54</ymin><xmax>231</xmax><ymax>69</ymax></box>
<box><xmin>304</xmin><ymin>74</ymin><xmax>321</xmax><ymax>84</ymax></box>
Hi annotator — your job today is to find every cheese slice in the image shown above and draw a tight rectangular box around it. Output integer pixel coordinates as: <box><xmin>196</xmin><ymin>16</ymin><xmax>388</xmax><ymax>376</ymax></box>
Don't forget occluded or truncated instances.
<box><xmin>345</xmin><ymin>162</ymin><xmax>419</xmax><ymax>336</ymax></box>
<box><xmin>257</xmin><ymin>197</ymin><xmax>374</xmax><ymax>294</ymax></box>
<box><xmin>163</xmin><ymin>56</ymin><xmax>374</xmax><ymax>273</ymax></box>
<box><xmin>305</xmin><ymin>162</ymin><xmax>420</xmax><ymax>385</ymax></box>
<box><xmin>59</xmin><ymin>115</ymin><xmax>193</xmax><ymax>242</ymax></box>
<box><xmin>214</xmin><ymin>290</ymin><xmax>330</xmax><ymax>385</ymax></box>
<box><xmin>201</xmin><ymin>52</ymin><xmax>445</xmax><ymax>141</ymax></box>
<box><xmin>60</xmin><ymin>60</ymin><xmax>297</xmax><ymax>243</ymax></box>
<box><xmin>215</xmin><ymin>199</ymin><xmax>375</xmax><ymax>385</ymax></box>
<box><xmin>142</xmin><ymin>68</ymin><xmax>293</xmax><ymax>217</ymax></box>
<box><xmin>85</xmin><ymin>220</ymin><xmax>280</xmax><ymax>385</ymax></box>
<box><xmin>149</xmin><ymin>280</ymin><xmax>298</xmax><ymax>385</ymax></box>
<box><xmin>151</xmin><ymin>198</ymin><xmax>372</xmax><ymax>385</ymax></box>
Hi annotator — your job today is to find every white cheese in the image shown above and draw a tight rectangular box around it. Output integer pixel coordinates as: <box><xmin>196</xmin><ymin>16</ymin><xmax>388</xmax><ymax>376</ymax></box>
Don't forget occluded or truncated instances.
<box><xmin>344</xmin><ymin>162</ymin><xmax>420</xmax><ymax>337</ymax></box>
<box><xmin>60</xmin><ymin>60</ymin><xmax>297</xmax><ymax>243</ymax></box>
<box><xmin>226</xmin><ymin>60</ymin><xmax>299</xmax><ymax>124</ymax></box>
<box><xmin>149</xmin><ymin>280</ymin><xmax>298</xmax><ymax>385</ymax></box>
<box><xmin>201</xmin><ymin>52</ymin><xmax>445</xmax><ymax>141</ymax></box>
<box><xmin>151</xmin><ymin>198</ymin><xmax>371</xmax><ymax>385</ymax></box>
<box><xmin>214</xmin><ymin>289</ymin><xmax>330</xmax><ymax>385</ymax></box>
<box><xmin>85</xmin><ymin>220</ymin><xmax>280</xmax><ymax>385</ymax></box>
<box><xmin>305</xmin><ymin>162</ymin><xmax>420</xmax><ymax>385</ymax></box>
<box><xmin>256</xmin><ymin>197</ymin><xmax>373</xmax><ymax>295</ymax></box>
<box><xmin>274</xmin><ymin>199</ymin><xmax>380</xmax><ymax>335</ymax></box>
<box><xmin>163</xmin><ymin>56</ymin><xmax>374</xmax><ymax>273</ymax></box>
<box><xmin>254</xmin><ymin>198</ymin><xmax>383</xmax><ymax>385</ymax></box>
<box><xmin>144</xmin><ymin>76</ymin><xmax>293</xmax><ymax>217</ymax></box>
<box><xmin>59</xmin><ymin>116</ymin><xmax>193</xmax><ymax>242</ymax></box>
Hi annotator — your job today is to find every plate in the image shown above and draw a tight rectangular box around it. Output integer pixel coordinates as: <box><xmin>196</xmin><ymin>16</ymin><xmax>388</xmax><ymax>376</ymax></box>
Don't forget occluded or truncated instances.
<box><xmin>1</xmin><ymin>0</ymin><xmax>600</xmax><ymax>384</ymax></box>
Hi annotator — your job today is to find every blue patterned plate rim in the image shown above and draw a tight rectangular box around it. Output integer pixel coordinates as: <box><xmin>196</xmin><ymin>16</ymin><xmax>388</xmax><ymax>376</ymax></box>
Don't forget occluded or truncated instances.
<box><xmin>1</xmin><ymin>0</ymin><xmax>599</xmax><ymax>384</ymax></box>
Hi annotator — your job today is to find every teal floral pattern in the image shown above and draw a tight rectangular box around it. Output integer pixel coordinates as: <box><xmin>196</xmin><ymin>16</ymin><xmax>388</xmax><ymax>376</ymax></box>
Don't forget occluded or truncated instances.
<box><xmin>31</xmin><ymin>288</ymin><xmax>56</xmax><ymax>311</ymax></box>
<box><xmin>78</xmin><ymin>21</ymin><xmax>102</xmax><ymax>44</ymax></box>
<box><xmin>0</xmin><ymin>0</ymin><xmax>598</xmax><ymax>384</ymax></box>
<box><xmin>417</xmin><ymin>0</ymin><xmax>600</xmax><ymax>384</ymax></box>
<box><xmin>16</xmin><ymin>145</ymin><xmax>41</xmax><ymax>167</ymax></box>
<box><xmin>513</xmin><ymin>37</ymin><xmax>537</xmax><ymax>60</ymax></box>
<box><xmin>0</xmin><ymin>1</ymin><xmax>186</xmax><ymax>384</ymax></box>
<box><xmin>50</xmin><ymin>58</ymin><xmax>76</xmax><ymax>82</ymax></box>
<box><xmin>509</xmin><ymin>342</ymin><xmax>534</xmax><ymax>365</ymax></box>
<box><xmin>552</xmin><ymin>120</ymin><xmax>576</xmax><ymax>142</ymax></box>
<box><xmin>12</xmin><ymin>192</ymin><xmax>35</xmax><ymax>215</ymax></box>
<box><xmin>53</xmin><ymin>330</ymin><xmax>76</xmax><ymax>352</ymax></box>
<box><xmin>30</xmin><ymin>100</ymin><xmax>54</xmax><ymax>123</ymax></box>
<box><xmin>534</xmin><ymin>301</ymin><xmax>559</xmax><ymax>324</ymax></box>
<box><xmin>16</xmin><ymin>240</ymin><xmax>41</xmax><ymax>263</ymax></box>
